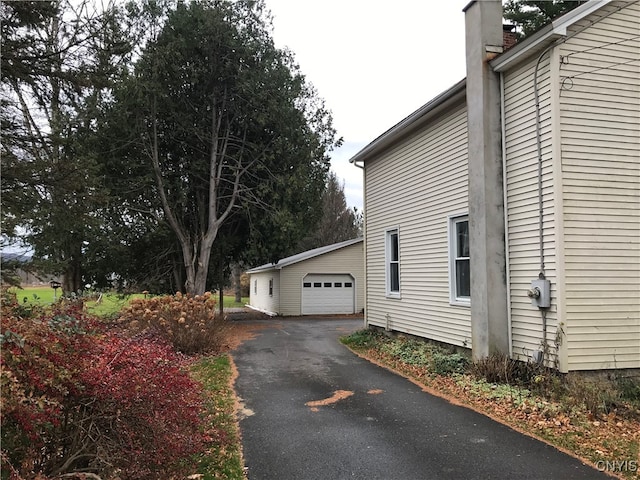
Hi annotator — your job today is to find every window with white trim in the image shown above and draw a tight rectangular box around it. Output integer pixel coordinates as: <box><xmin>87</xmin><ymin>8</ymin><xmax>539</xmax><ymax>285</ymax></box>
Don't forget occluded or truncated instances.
<box><xmin>385</xmin><ymin>228</ymin><xmax>400</xmax><ymax>297</ymax></box>
<box><xmin>449</xmin><ymin>215</ymin><xmax>470</xmax><ymax>305</ymax></box>
<box><xmin>254</xmin><ymin>279</ymin><xmax>257</xmax><ymax>295</ymax></box>
<box><xmin>268</xmin><ymin>278</ymin><xmax>273</xmax><ymax>296</ymax></box>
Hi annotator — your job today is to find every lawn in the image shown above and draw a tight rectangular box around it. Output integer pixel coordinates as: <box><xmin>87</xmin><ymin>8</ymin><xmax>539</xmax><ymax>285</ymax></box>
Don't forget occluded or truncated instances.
<box><xmin>191</xmin><ymin>356</ymin><xmax>246</xmax><ymax>479</ymax></box>
<box><xmin>9</xmin><ymin>286</ymin><xmax>248</xmax><ymax>317</ymax></box>
<box><xmin>10</xmin><ymin>285</ymin><xmax>59</xmax><ymax>304</ymax></box>
<box><xmin>222</xmin><ymin>296</ymin><xmax>249</xmax><ymax>308</ymax></box>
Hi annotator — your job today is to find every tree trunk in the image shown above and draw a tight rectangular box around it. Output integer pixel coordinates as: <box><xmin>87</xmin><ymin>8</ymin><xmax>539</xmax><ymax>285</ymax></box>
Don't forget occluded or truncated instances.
<box><xmin>62</xmin><ymin>271</ymin><xmax>74</xmax><ymax>296</ymax></box>
<box><xmin>149</xmin><ymin>95</ymin><xmax>239</xmax><ymax>298</ymax></box>
<box><xmin>192</xmin><ymin>233</ymin><xmax>216</xmax><ymax>295</ymax></box>
<box><xmin>172</xmin><ymin>263</ymin><xmax>184</xmax><ymax>293</ymax></box>
<box><xmin>182</xmin><ymin>246</ymin><xmax>197</xmax><ymax>295</ymax></box>
<box><xmin>62</xmin><ymin>255</ymin><xmax>82</xmax><ymax>296</ymax></box>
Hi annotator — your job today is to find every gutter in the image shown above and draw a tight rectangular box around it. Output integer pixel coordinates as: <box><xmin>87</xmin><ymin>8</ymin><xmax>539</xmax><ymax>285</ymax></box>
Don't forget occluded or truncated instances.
<box><xmin>491</xmin><ymin>0</ymin><xmax>611</xmax><ymax>72</ymax></box>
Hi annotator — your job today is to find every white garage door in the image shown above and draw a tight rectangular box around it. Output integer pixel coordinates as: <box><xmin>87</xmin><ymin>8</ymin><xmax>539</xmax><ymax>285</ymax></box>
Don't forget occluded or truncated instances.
<box><xmin>302</xmin><ymin>274</ymin><xmax>355</xmax><ymax>315</ymax></box>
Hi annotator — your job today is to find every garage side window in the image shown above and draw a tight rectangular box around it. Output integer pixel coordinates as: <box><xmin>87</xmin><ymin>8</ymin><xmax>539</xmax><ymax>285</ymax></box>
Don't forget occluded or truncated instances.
<box><xmin>449</xmin><ymin>215</ymin><xmax>470</xmax><ymax>305</ymax></box>
<box><xmin>385</xmin><ymin>228</ymin><xmax>400</xmax><ymax>298</ymax></box>
<box><xmin>254</xmin><ymin>279</ymin><xmax>257</xmax><ymax>295</ymax></box>
<box><xmin>269</xmin><ymin>278</ymin><xmax>273</xmax><ymax>296</ymax></box>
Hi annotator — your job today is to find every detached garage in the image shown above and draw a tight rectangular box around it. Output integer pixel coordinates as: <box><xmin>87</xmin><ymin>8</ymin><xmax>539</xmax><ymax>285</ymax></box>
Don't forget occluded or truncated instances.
<box><xmin>246</xmin><ymin>238</ymin><xmax>364</xmax><ymax>316</ymax></box>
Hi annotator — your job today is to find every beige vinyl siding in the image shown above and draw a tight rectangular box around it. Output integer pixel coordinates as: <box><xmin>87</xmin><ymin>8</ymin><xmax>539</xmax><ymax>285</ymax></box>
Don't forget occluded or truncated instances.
<box><xmin>503</xmin><ymin>53</ymin><xmax>561</xmax><ymax>367</ymax></box>
<box><xmin>364</xmin><ymin>102</ymin><xmax>471</xmax><ymax>346</ymax></box>
<box><xmin>558</xmin><ymin>1</ymin><xmax>640</xmax><ymax>370</ymax></box>
<box><xmin>278</xmin><ymin>242</ymin><xmax>364</xmax><ymax>316</ymax></box>
<box><xmin>248</xmin><ymin>271</ymin><xmax>280</xmax><ymax>315</ymax></box>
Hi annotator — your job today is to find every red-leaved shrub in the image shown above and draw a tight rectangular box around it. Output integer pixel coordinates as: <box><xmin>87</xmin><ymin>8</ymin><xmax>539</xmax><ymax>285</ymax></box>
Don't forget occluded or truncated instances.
<box><xmin>78</xmin><ymin>332</ymin><xmax>208</xmax><ymax>478</ymax></box>
<box><xmin>1</xmin><ymin>299</ymin><xmax>93</xmax><ymax>477</ymax></box>
<box><xmin>1</xmin><ymin>290</ymin><xmax>208</xmax><ymax>479</ymax></box>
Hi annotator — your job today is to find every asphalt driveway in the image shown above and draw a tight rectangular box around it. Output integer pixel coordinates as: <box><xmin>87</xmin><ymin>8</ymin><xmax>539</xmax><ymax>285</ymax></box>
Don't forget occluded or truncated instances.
<box><xmin>232</xmin><ymin>317</ymin><xmax>608</xmax><ymax>480</ymax></box>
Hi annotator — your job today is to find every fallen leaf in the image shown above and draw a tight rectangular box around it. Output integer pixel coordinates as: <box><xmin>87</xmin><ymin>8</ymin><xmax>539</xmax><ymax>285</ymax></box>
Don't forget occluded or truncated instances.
<box><xmin>305</xmin><ymin>390</ymin><xmax>354</xmax><ymax>409</ymax></box>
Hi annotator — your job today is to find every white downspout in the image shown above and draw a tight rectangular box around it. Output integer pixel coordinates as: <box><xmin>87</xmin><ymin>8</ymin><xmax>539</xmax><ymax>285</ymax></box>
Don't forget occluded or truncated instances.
<box><xmin>353</xmin><ymin>160</ymin><xmax>368</xmax><ymax>327</ymax></box>
<box><xmin>500</xmin><ymin>72</ymin><xmax>514</xmax><ymax>358</ymax></box>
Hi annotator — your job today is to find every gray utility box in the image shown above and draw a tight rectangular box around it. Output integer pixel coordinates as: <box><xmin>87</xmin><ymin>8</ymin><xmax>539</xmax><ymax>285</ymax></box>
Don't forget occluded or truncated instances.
<box><xmin>527</xmin><ymin>278</ymin><xmax>551</xmax><ymax>309</ymax></box>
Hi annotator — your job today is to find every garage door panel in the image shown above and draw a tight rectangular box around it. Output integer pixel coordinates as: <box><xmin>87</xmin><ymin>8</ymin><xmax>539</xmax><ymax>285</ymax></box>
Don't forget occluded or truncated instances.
<box><xmin>302</xmin><ymin>274</ymin><xmax>354</xmax><ymax>315</ymax></box>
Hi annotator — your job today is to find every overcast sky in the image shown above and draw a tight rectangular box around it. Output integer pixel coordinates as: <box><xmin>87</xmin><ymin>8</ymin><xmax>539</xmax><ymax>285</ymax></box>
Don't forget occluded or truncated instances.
<box><xmin>266</xmin><ymin>0</ymin><xmax>470</xmax><ymax>210</ymax></box>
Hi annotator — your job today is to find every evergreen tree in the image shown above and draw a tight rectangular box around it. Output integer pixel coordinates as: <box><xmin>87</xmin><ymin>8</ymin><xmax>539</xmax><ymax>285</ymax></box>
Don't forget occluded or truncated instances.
<box><xmin>1</xmin><ymin>0</ymin><xmax>132</xmax><ymax>293</ymax></box>
<box><xmin>503</xmin><ymin>0</ymin><xmax>587</xmax><ymax>38</ymax></box>
<box><xmin>102</xmin><ymin>0</ymin><xmax>339</xmax><ymax>295</ymax></box>
<box><xmin>297</xmin><ymin>172</ymin><xmax>361</xmax><ymax>251</ymax></box>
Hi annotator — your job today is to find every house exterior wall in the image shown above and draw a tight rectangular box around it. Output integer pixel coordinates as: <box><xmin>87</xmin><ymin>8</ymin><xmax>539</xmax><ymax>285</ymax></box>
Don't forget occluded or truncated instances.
<box><xmin>364</xmin><ymin>102</ymin><xmax>472</xmax><ymax>346</ymax></box>
<box><xmin>503</xmin><ymin>54</ymin><xmax>560</xmax><ymax>368</ymax></box>
<box><xmin>503</xmin><ymin>0</ymin><xmax>640</xmax><ymax>371</ymax></box>
<box><xmin>355</xmin><ymin>0</ymin><xmax>639</xmax><ymax>371</ymax></box>
<box><xmin>248</xmin><ymin>270</ymin><xmax>280</xmax><ymax>315</ymax></box>
<box><xmin>278</xmin><ymin>242</ymin><xmax>364</xmax><ymax>316</ymax></box>
<box><xmin>558</xmin><ymin>1</ymin><xmax>640</xmax><ymax>370</ymax></box>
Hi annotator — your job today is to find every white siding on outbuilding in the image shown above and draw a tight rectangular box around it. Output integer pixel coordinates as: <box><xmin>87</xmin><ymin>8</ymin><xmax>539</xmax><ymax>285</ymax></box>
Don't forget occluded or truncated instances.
<box><xmin>558</xmin><ymin>1</ymin><xmax>640</xmax><ymax>370</ymax></box>
<box><xmin>248</xmin><ymin>271</ymin><xmax>280</xmax><ymax>316</ymax></box>
<box><xmin>364</xmin><ymin>101</ymin><xmax>472</xmax><ymax>347</ymax></box>
<box><xmin>247</xmin><ymin>239</ymin><xmax>364</xmax><ymax>316</ymax></box>
<box><xmin>279</xmin><ymin>242</ymin><xmax>364</xmax><ymax>316</ymax></box>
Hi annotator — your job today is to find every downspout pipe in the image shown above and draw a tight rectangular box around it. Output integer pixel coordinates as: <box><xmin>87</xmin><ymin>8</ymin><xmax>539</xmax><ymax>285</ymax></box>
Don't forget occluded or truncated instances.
<box><xmin>500</xmin><ymin>72</ymin><xmax>514</xmax><ymax>358</ymax></box>
<box><xmin>353</xmin><ymin>160</ymin><xmax>367</xmax><ymax>327</ymax></box>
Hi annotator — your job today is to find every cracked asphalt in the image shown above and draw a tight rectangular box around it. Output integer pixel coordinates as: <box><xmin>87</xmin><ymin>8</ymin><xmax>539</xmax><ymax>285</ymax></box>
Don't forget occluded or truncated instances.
<box><xmin>232</xmin><ymin>317</ymin><xmax>608</xmax><ymax>480</ymax></box>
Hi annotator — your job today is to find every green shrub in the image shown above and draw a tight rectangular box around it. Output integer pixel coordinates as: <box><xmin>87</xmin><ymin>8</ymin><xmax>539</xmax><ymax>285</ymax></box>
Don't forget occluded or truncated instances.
<box><xmin>616</xmin><ymin>376</ymin><xmax>640</xmax><ymax>403</ymax></box>
<box><xmin>380</xmin><ymin>339</ymin><xmax>433</xmax><ymax>366</ymax></box>
<box><xmin>347</xmin><ymin>331</ymin><xmax>471</xmax><ymax>375</ymax></box>
<box><xmin>431</xmin><ymin>352</ymin><xmax>469</xmax><ymax>375</ymax></box>
<box><xmin>563</xmin><ymin>374</ymin><xmax>621</xmax><ymax>416</ymax></box>
<box><xmin>340</xmin><ymin>329</ymin><xmax>382</xmax><ymax>348</ymax></box>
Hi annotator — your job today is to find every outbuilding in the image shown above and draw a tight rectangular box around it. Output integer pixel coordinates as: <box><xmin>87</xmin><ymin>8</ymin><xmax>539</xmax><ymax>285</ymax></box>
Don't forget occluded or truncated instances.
<box><xmin>246</xmin><ymin>238</ymin><xmax>364</xmax><ymax>316</ymax></box>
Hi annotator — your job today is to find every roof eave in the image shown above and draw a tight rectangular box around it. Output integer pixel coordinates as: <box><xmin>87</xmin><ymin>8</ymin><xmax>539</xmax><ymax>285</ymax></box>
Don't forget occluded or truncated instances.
<box><xmin>349</xmin><ymin>79</ymin><xmax>466</xmax><ymax>165</ymax></box>
<box><xmin>491</xmin><ymin>0</ymin><xmax>611</xmax><ymax>72</ymax></box>
<box><xmin>245</xmin><ymin>264</ymin><xmax>280</xmax><ymax>274</ymax></box>
<box><xmin>246</xmin><ymin>238</ymin><xmax>363</xmax><ymax>274</ymax></box>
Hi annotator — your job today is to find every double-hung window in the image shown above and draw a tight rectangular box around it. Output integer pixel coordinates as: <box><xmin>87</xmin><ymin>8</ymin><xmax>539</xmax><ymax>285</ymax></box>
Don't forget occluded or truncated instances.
<box><xmin>268</xmin><ymin>278</ymin><xmax>273</xmax><ymax>296</ymax></box>
<box><xmin>385</xmin><ymin>228</ymin><xmax>400</xmax><ymax>298</ymax></box>
<box><xmin>449</xmin><ymin>215</ymin><xmax>470</xmax><ymax>305</ymax></box>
